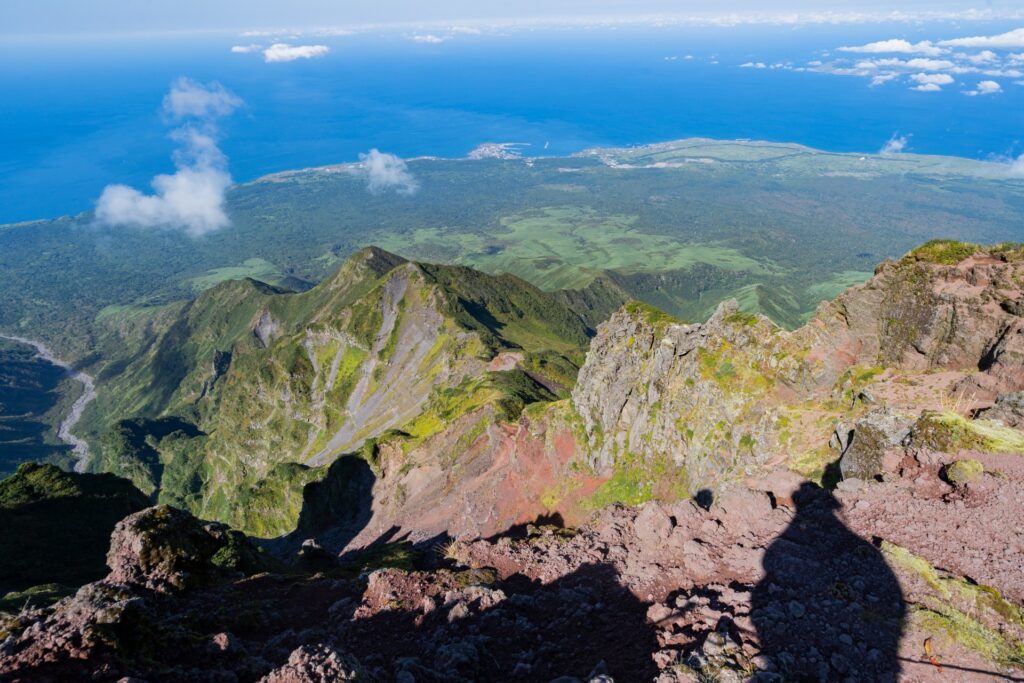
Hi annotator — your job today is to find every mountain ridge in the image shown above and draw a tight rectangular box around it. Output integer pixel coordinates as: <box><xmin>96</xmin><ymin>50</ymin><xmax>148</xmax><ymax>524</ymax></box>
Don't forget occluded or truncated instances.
<box><xmin>80</xmin><ymin>246</ymin><xmax>624</xmax><ymax>537</ymax></box>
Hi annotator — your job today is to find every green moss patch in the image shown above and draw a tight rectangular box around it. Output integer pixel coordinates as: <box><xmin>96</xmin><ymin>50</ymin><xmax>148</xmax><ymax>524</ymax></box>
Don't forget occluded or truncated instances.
<box><xmin>0</xmin><ymin>583</ymin><xmax>76</xmax><ymax>613</ymax></box>
<box><xmin>584</xmin><ymin>450</ymin><xmax>688</xmax><ymax>509</ymax></box>
<box><xmin>944</xmin><ymin>459</ymin><xmax>984</xmax><ymax>487</ymax></box>
<box><xmin>907</xmin><ymin>239</ymin><xmax>978</xmax><ymax>265</ymax></box>
<box><xmin>883</xmin><ymin>541</ymin><xmax>1024</xmax><ymax>668</ymax></box>
<box><xmin>623</xmin><ymin>300</ymin><xmax>682</xmax><ymax>329</ymax></box>
<box><xmin>913</xmin><ymin>411</ymin><xmax>1024</xmax><ymax>454</ymax></box>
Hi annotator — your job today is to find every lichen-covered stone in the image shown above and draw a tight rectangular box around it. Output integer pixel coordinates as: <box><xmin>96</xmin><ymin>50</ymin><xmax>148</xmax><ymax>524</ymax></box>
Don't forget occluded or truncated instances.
<box><xmin>839</xmin><ymin>408</ymin><xmax>913</xmax><ymax>481</ymax></box>
<box><xmin>945</xmin><ymin>459</ymin><xmax>984</xmax><ymax>487</ymax></box>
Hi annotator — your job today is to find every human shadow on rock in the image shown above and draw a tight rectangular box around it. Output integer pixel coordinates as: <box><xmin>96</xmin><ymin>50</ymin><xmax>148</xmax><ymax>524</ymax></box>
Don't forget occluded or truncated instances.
<box><xmin>751</xmin><ymin>482</ymin><xmax>905</xmax><ymax>681</ymax></box>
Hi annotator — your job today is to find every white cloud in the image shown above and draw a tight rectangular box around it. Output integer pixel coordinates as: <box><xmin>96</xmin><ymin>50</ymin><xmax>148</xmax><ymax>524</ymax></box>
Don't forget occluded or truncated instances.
<box><xmin>964</xmin><ymin>50</ymin><xmax>999</xmax><ymax>64</ymax></box>
<box><xmin>839</xmin><ymin>39</ymin><xmax>943</xmax><ymax>56</ymax></box>
<box><xmin>965</xmin><ymin>79</ymin><xmax>1002</xmax><ymax>96</ymax></box>
<box><xmin>263</xmin><ymin>43</ymin><xmax>329</xmax><ymax>62</ymax></box>
<box><xmin>230</xmin><ymin>44</ymin><xmax>261</xmax><ymax>54</ymax></box>
<box><xmin>807</xmin><ymin>27</ymin><xmax>1024</xmax><ymax>90</ymax></box>
<box><xmin>880</xmin><ymin>134</ymin><xmax>909</xmax><ymax>155</ymax></box>
<box><xmin>854</xmin><ymin>57</ymin><xmax>956</xmax><ymax>72</ymax></box>
<box><xmin>1012</xmin><ymin>154</ymin><xmax>1024</xmax><ymax>176</ymax></box>
<box><xmin>412</xmin><ymin>34</ymin><xmax>447</xmax><ymax>44</ymax></box>
<box><xmin>95</xmin><ymin>80</ymin><xmax>241</xmax><ymax>236</ymax></box>
<box><xmin>740</xmin><ymin>61</ymin><xmax>766</xmax><ymax>69</ymax></box>
<box><xmin>161</xmin><ymin>77</ymin><xmax>241</xmax><ymax>120</ymax></box>
<box><xmin>940</xmin><ymin>28</ymin><xmax>1024</xmax><ymax>49</ymax></box>
<box><xmin>910</xmin><ymin>72</ymin><xmax>954</xmax><ymax>88</ymax></box>
<box><xmin>358</xmin><ymin>149</ymin><xmax>419</xmax><ymax>195</ymax></box>
<box><xmin>899</xmin><ymin>58</ymin><xmax>956</xmax><ymax>71</ymax></box>
<box><xmin>906</xmin><ymin>72</ymin><xmax>955</xmax><ymax>91</ymax></box>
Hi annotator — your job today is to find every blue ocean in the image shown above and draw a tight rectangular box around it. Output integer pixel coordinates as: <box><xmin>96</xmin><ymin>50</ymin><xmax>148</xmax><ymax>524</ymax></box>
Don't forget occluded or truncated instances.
<box><xmin>2</xmin><ymin>20</ymin><xmax>1023</xmax><ymax>223</ymax></box>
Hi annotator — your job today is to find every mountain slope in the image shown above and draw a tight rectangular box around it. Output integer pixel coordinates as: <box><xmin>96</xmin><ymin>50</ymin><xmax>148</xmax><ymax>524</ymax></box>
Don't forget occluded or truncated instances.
<box><xmin>82</xmin><ymin>248</ymin><xmax>613</xmax><ymax>537</ymax></box>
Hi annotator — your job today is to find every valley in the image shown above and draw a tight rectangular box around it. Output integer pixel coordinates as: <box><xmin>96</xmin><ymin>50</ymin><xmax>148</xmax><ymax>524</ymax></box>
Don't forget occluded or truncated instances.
<box><xmin>0</xmin><ymin>335</ymin><xmax>95</xmax><ymax>473</ymax></box>
<box><xmin>0</xmin><ymin>338</ymin><xmax>85</xmax><ymax>477</ymax></box>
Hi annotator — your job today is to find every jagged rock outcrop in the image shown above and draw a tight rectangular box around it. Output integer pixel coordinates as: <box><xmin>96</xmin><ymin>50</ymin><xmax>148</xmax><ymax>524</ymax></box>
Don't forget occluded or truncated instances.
<box><xmin>811</xmin><ymin>247</ymin><xmax>1024</xmax><ymax>391</ymax></box>
<box><xmin>106</xmin><ymin>505</ymin><xmax>273</xmax><ymax>593</ymax></box>
<box><xmin>572</xmin><ymin>246</ymin><xmax>1024</xmax><ymax>494</ymax></box>
<box><xmin>572</xmin><ymin>301</ymin><xmax>795</xmax><ymax>486</ymax></box>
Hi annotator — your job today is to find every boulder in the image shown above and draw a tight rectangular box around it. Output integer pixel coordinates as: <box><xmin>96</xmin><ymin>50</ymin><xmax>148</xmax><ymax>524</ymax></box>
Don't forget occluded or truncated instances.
<box><xmin>944</xmin><ymin>459</ymin><xmax>984</xmax><ymax>487</ymax></box>
<box><xmin>839</xmin><ymin>409</ymin><xmax>913</xmax><ymax>481</ymax></box>
<box><xmin>979</xmin><ymin>392</ymin><xmax>1024</xmax><ymax>428</ymax></box>
<box><xmin>106</xmin><ymin>505</ymin><xmax>271</xmax><ymax>593</ymax></box>
<box><xmin>260</xmin><ymin>644</ymin><xmax>369</xmax><ymax>682</ymax></box>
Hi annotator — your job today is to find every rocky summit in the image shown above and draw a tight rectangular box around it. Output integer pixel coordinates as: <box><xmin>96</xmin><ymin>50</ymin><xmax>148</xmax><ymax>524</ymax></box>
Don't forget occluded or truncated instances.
<box><xmin>2</xmin><ymin>241</ymin><xmax>1024</xmax><ymax>682</ymax></box>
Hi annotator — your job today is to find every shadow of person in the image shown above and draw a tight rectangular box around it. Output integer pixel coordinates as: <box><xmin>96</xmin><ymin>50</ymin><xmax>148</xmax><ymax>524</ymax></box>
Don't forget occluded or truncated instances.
<box><xmin>751</xmin><ymin>482</ymin><xmax>905</xmax><ymax>681</ymax></box>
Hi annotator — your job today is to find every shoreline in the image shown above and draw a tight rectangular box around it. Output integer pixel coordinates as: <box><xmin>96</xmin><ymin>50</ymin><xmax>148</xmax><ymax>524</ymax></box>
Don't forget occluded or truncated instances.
<box><xmin>5</xmin><ymin>136</ymin><xmax>1019</xmax><ymax>226</ymax></box>
<box><xmin>0</xmin><ymin>334</ymin><xmax>96</xmax><ymax>472</ymax></box>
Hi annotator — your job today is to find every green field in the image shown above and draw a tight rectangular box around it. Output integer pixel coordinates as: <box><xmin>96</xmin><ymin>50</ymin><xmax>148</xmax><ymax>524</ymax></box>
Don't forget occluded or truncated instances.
<box><xmin>188</xmin><ymin>258</ymin><xmax>282</xmax><ymax>293</ymax></box>
<box><xmin>377</xmin><ymin>206</ymin><xmax>772</xmax><ymax>291</ymax></box>
<box><xmin>2</xmin><ymin>138</ymin><xmax>1023</xmax><ymax>359</ymax></box>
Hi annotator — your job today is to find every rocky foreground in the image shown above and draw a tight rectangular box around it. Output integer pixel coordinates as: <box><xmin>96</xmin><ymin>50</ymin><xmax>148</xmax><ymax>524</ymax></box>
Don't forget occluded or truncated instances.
<box><xmin>1</xmin><ymin>448</ymin><xmax>1022</xmax><ymax>682</ymax></box>
<box><xmin>2</xmin><ymin>242</ymin><xmax>1024</xmax><ymax>681</ymax></box>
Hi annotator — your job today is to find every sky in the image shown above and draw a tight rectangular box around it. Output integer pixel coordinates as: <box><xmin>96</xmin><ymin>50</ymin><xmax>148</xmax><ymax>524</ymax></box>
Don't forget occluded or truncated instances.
<box><xmin>3</xmin><ymin>0</ymin><xmax>1021</xmax><ymax>37</ymax></box>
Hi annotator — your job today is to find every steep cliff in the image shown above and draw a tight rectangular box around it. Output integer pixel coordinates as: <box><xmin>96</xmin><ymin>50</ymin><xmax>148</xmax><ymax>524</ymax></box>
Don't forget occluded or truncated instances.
<box><xmin>571</xmin><ymin>242</ymin><xmax>1024</xmax><ymax>494</ymax></box>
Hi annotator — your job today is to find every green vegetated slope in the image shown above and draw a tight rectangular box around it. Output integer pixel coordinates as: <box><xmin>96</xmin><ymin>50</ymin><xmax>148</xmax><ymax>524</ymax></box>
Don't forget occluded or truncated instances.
<box><xmin>80</xmin><ymin>248</ymin><xmax>615</xmax><ymax>537</ymax></box>
<box><xmin>0</xmin><ymin>463</ymin><xmax>149</xmax><ymax>596</ymax></box>
<box><xmin>4</xmin><ymin>139</ymin><xmax>1024</xmax><ymax>358</ymax></box>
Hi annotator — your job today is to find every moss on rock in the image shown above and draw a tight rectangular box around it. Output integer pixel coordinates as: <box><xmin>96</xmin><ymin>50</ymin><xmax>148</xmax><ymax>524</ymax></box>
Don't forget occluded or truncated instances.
<box><xmin>944</xmin><ymin>459</ymin><xmax>984</xmax><ymax>487</ymax></box>
<box><xmin>907</xmin><ymin>240</ymin><xmax>978</xmax><ymax>265</ymax></box>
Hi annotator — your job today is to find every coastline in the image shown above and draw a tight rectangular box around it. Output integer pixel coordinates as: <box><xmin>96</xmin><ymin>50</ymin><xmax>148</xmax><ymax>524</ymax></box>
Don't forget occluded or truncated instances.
<box><xmin>245</xmin><ymin>136</ymin><xmax>1020</xmax><ymax>186</ymax></box>
<box><xmin>4</xmin><ymin>137</ymin><xmax>1020</xmax><ymax>226</ymax></box>
<box><xmin>0</xmin><ymin>334</ymin><xmax>96</xmax><ymax>472</ymax></box>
